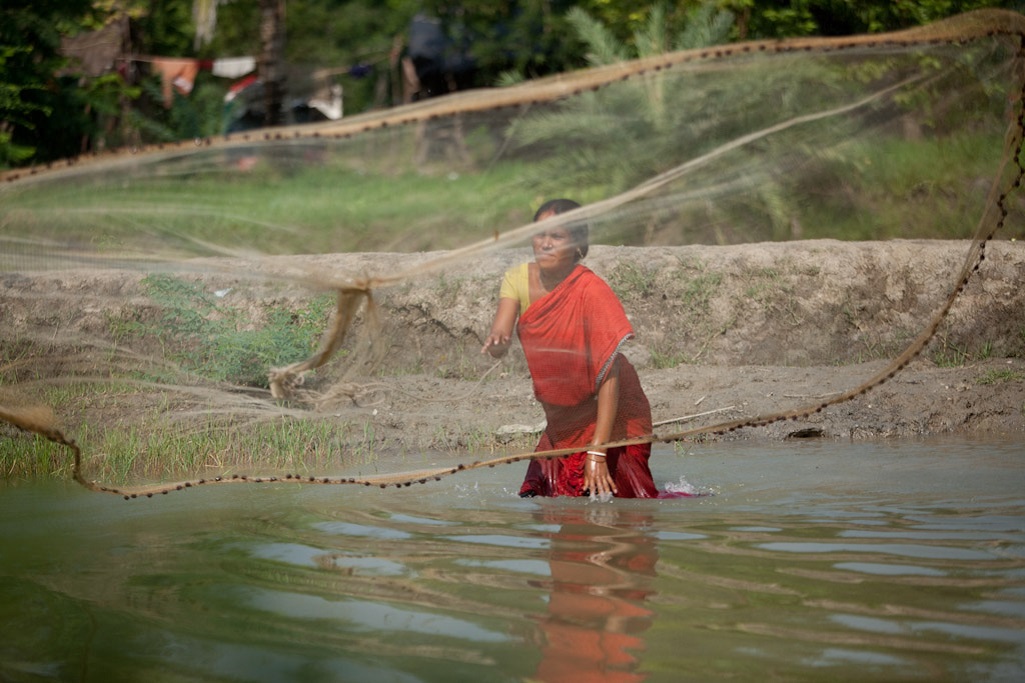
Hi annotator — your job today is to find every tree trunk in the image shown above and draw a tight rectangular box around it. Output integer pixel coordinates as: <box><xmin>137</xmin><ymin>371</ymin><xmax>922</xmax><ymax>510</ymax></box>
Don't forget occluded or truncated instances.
<box><xmin>259</xmin><ymin>0</ymin><xmax>286</xmax><ymax>127</ymax></box>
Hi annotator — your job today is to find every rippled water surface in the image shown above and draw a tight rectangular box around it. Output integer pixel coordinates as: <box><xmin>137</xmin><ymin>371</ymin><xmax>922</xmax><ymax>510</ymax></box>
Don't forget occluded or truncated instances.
<box><xmin>2</xmin><ymin>437</ymin><xmax>1023</xmax><ymax>682</ymax></box>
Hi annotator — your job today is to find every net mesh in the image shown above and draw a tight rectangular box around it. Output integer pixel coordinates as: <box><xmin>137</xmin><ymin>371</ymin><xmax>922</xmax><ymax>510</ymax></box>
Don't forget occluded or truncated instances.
<box><xmin>1</xmin><ymin>9</ymin><xmax>1023</xmax><ymax>498</ymax></box>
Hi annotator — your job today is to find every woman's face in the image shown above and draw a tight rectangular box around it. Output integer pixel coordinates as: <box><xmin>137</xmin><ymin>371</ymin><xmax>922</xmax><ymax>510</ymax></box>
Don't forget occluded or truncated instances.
<box><xmin>532</xmin><ymin>212</ymin><xmax>578</xmax><ymax>273</ymax></box>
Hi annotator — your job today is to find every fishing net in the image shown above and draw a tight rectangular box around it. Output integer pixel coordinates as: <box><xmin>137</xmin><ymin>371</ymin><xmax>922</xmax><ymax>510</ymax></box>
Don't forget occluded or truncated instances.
<box><xmin>2</xmin><ymin>9</ymin><xmax>1023</xmax><ymax>498</ymax></box>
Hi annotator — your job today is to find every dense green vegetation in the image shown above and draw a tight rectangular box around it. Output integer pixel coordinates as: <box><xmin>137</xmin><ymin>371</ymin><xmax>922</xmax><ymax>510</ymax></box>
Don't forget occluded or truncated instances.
<box><xmin>3</xmin><ymin>0</ymin><xmax>1021</xmax><ymax>167</ymax></box>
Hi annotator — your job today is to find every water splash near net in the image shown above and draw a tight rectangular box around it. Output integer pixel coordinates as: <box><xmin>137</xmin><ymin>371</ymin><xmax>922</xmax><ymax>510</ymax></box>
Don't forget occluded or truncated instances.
<box><xmin>2</xmin><ymin>10</ymin><xmax>1023</xmax><ymax>499</ymax></box>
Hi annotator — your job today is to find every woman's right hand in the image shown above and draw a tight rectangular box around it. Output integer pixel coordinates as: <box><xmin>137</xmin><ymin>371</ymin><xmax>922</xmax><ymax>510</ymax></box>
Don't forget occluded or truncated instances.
<box><xmin>482</xmin><ymin>297</ymin><xmax>518</xmax><ymax>358</ymax></box>
<box><xmin>481</xmin><ymin>332</ymin><xmax>510</xmax><ymax>357</ymax></box>
<box><xmin>584</xmin><ymin>452</ymin><xmax>617</xmax><ymax>499</ymax></box>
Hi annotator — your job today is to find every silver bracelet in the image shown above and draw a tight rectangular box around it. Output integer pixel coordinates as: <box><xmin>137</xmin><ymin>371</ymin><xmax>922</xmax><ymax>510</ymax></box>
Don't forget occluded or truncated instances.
<box><xmin>586</xmin><ymin>450</ymin><xmax>606</xmax><ymax>458</ymax></box>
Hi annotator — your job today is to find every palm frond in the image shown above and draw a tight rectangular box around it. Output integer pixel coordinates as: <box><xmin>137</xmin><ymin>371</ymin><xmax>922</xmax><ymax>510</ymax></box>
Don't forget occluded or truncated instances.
<box><xmin>676</xmin><ymin>3</ymin><xmax>735</xmax><ymax>51</ymax></box>
<box><xmin>566</xmin><ymin>7</ymin><xmax>629</xmax><ymax>66</ymax></box>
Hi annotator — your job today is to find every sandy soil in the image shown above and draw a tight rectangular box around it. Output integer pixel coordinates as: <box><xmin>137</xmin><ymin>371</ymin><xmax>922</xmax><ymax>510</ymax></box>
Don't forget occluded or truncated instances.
<box><xmin>2</xmin><ymin>239</ymin><xmax>1024</xmax><ymax>453</ymax></box>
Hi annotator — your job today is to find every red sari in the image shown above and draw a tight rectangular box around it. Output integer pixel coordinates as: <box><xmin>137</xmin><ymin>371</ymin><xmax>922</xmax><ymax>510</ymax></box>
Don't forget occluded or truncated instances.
<box><xmin>516</xmin><ymin>265</ymin><xmax>658</xmax><ymax>498</ymax></box>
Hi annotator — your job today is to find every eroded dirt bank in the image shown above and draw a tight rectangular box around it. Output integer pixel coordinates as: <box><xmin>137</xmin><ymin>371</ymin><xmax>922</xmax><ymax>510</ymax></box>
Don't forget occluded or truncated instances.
<box><xmin>2</xmin><ymin>239</ymin><xmax>1024</xmax><ymax>450</ymax></box>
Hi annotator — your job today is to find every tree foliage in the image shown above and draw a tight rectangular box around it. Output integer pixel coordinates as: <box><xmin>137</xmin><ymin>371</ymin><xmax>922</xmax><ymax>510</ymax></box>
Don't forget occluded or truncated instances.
<box><xmin>722</xmin><ymin>0</ymin><xmax>1023</xmax><ymax>39</ymax></box>
<box><xmin>0</xmin><ymin>0</ymin><xmax>99</xmax><ymax>163</ymax></box>
<box><xmin>2</xmin><ymin>0</ymin><xmax>1022</xmax><ymax>168</ymax></box>
<box><xmin>511</xmin><ymin>3</ymin><xmax>740</xmax><ymax>198</ymax></box>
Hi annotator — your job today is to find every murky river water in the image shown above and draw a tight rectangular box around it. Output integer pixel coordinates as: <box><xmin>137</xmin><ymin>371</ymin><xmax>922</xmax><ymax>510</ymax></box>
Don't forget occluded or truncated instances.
<box><xmin>2</xmin><ymin>437</ymin><xmax>1023</xmax><ymax>682</ymax></box>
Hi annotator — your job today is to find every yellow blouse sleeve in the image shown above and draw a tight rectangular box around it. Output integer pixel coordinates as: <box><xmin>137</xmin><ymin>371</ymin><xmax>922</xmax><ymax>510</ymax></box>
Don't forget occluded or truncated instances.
<box><xmin>499</xmin><ymin>262</ymin><xmax>531</xmax><ymax>316</ymax></box>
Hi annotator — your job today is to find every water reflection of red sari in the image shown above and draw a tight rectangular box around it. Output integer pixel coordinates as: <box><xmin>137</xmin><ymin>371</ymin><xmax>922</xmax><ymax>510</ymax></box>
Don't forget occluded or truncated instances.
<box><xmin>531</xmin><ymin>506</ymin><xmax>657</xmax><ymax>682</ymax></box>
<box><xmin>517</xmin><ymin>266</ymin><xmax>658</xmax><ymax>498</ymax></box>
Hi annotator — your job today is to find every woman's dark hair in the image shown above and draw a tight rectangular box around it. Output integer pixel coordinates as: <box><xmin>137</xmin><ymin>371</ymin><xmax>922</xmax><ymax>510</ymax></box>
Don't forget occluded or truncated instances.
<box><xmin>534</xmin><ymin>198</ymin><xmax>588</xmax><ymax>260</ymax></box>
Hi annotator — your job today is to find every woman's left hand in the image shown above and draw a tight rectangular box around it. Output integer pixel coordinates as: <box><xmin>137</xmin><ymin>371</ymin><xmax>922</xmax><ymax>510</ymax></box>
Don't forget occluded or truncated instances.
<box><xmin>584</xmin><ymin>453</ymin><xmax>617</xmax><ymax>498</ymax></box>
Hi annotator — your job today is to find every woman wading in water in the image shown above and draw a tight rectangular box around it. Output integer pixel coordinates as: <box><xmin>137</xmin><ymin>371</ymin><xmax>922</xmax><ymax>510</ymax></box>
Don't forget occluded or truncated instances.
<box><xmin>483</xmin><ymin>199</ymin><xmax>666</xmax><ymax>499</ymax></box>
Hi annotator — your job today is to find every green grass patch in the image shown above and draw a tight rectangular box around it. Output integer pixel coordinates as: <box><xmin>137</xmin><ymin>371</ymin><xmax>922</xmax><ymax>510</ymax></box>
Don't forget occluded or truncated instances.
<box><xmin>132</xmin><ymin>273</ymin><xmax>335</xmax><ymax>386</ymax></box>
<box><xmin>932</xmin><ymin>337</ymin><xmax>993</xmax><ymax>368</ymax></box>
<box><xmin>4</xmin><ymin>126</ymin><xmax>1011</xmax><ymax>262</ymax></box>
<box><xmin>680</xmin><ymin>271</ymin><xmax>722</xmax><ymax>310</ymax></box>
<box><xmin>2</xmin><ymin>412</ymin><xmax>384</xmax><ymax>484</ymax></box>
<box><xmin>608</xmin><ymin>262</ymin><xmax>659</xmax><ymax>299</ymax></box>
<box><xmin>2</xmin><ymin>155</ymin><xmax>539</xmax><ymax>257</ymax></box>
<box><xmin>976</xmin><ymin>368</ymin><xmax>1025</xmax><ymax>385</ymax></box>
<box><xmin>799</xmin><ymin>130</ymin><xmax>1008</xmax><ymax>241</ymax></box>
<box><xmin>649</xmin><ymin>346</ymin><xmax>690</xmax><ymax>369</ymax></box>
<box><xmin>0</xmin><ymin>432</ymin><xmax>72</xmax><ymax>480</ymax></box>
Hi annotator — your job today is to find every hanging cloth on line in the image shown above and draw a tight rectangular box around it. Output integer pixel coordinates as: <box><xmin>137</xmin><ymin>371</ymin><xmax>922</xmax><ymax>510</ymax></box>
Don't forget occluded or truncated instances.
<box><xmin>150</xmin><ymin>58</ymin><xmax>200</xmax><ymax>107</ymax></box>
